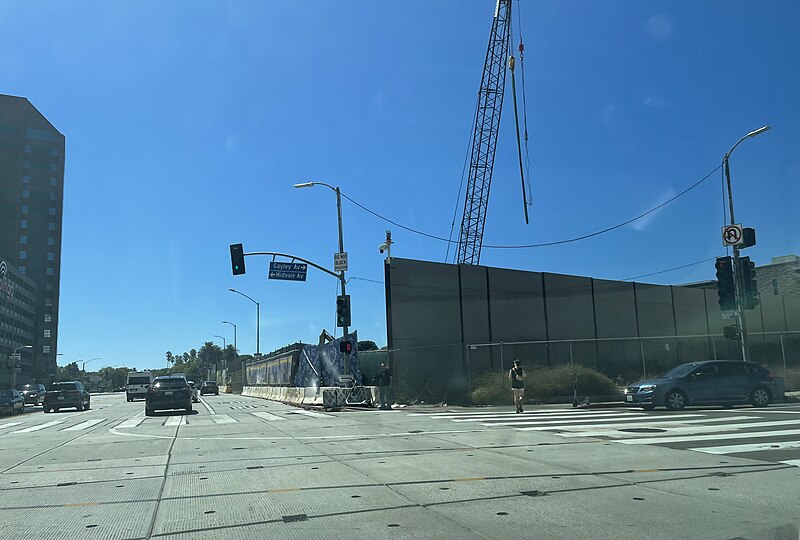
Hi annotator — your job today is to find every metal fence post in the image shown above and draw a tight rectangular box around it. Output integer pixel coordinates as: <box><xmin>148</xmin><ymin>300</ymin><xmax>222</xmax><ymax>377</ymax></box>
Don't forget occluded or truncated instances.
<box><xmin>711</xmin><ymin>336</ymin><xmax>717</xmax><ymax>360</ymax></box>
<box><xmin>569</xmin><ymin>341</ymin><xmax>574</xmax><ymax>366</ymax></box>
<box><xmin>639</xmin><ymin>338</ymin><xmax>647</xmax><ymax>379</ymax></box>
<box><xmin>779</xmin><ymin>333</ymin><xmax>787</xmax><ymax>380</ymax></box>
<box><xmin>499</xmin><ymin>341</ymin><xmax>504</xmax><ymax>375</ymax></box>
<box><xmin>465</xmin><ymin>345</ymin><xmax>472</xmax><ymax>395</ymax></box>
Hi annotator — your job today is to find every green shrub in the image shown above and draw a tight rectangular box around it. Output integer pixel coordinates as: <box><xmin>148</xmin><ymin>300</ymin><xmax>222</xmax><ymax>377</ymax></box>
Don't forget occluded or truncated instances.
<box><xmin>470</xmin><ymin>365</ymin><xmax>619</xmax><ymax>405</ymax></box>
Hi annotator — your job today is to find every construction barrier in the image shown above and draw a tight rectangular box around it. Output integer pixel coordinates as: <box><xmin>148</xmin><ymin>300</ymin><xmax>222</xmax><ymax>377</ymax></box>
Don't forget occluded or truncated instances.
<box><xmin>241</xmin><ymin>385</ymin><xmax>378</xmax><ymax>408</ymax></box>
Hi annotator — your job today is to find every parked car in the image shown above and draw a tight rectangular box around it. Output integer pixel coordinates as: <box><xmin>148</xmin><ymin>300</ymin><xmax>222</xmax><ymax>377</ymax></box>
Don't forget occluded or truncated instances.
<box><xmin>0</xmin><ymin>388</ymin><xmax>25</xmax><ymax>415</ymax></box>
<box><xmin>145</xmin><ymin>375</ymin><xmax>192</xmax><ymax>415</ymax></box>
<box><xmin>187</xmin><ymin>381</ymin><xmax>199</xmax><ymax>403</ymax></box>
<box><xmin>43</xmin><ymin>381</ymin><xmax>91</xmax><ymax>413</ymax></box>
<box><xmin>20</xmin><ymin>383</ymin><xmax>46</xmax><ymax>406</ymax></box>
<box><xmin>624</xmin><ymin>360</ymin><xmax>778</xmax><ymax>410</ymax></box>
<box><xmin>200</xmin><ymin>381</ymin><xmax>219</xmax><ymax>396</ymax></box>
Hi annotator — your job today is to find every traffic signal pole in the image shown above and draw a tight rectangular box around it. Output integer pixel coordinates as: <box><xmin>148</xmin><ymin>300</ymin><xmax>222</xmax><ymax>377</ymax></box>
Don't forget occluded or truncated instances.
<box><xmin>723</xmin><ymin>154</ymin><xmax>750</xmax><ymax>363</ymax></box>
<box><xmin>335</xmin><ymin>186</ymin><xmax>350</xmax><ymax>379</ymax></box>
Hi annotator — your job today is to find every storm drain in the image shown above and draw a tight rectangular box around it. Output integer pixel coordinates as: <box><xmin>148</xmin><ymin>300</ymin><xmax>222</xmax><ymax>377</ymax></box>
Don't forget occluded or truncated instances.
<box><xmin>521</xmin><ymin>490</ymin><xmax>547</xmax><ymax>497</ymax></box>
<box><xmin>282</xmin><ymin>514</ymin><xmax>308</xmax><ymax>523</ymax></box>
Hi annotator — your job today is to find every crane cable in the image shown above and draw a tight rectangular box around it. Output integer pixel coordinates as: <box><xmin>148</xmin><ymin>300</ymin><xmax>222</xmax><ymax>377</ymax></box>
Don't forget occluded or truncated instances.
<box><xmin>516</xmin><ymin>0</ymin><xmax>533</xmax><ymax>205</ymax></box>
<box><xmin>509</xmin><ymin>54</ymin><xmax>529</xmax><ymax>224</ymax></box>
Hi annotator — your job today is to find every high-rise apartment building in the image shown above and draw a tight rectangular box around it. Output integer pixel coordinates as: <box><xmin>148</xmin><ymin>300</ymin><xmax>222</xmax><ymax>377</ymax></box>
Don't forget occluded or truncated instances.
<box><xmin>0</xmin><ymin>94</ymin><xmax>65</xmax><ymax>384</ymax></box>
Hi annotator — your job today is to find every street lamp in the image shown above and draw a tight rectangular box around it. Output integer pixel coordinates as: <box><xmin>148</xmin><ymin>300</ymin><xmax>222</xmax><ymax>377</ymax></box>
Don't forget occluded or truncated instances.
<box><xmin>723</xmin><ymin>125</ymin><xmax>771</xmax><ymax>363</ymax></box>
<box><xmin>294</xmin><ymin>180</ymin><xmax>351</xmax><ymax>378</ymax></box>
<box><xmin>222</xmin><ymin>321</ymin><xmax>237</xmax><ymax>353</ymax></box>
<box><xmin>82</xmin><ymin>357</ymin><xmax>102</xmax><ymax>372</ymax></box>
<box><xmin>213</xmin><ymin>335</ymin><xmax>226</xmax><ymax>349</ymax></box>
<box><xmin>229</xmin><ymin>288</ymin><xmax>260</xmax><ymax>355</ymax></box>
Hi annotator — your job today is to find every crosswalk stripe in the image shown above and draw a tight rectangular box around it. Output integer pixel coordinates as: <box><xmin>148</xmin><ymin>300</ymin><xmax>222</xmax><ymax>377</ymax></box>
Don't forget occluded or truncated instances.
<box><xmin>62</xmin><ymin>419</ymin><xmax>105</xmax><ymax>431</ymax></box>
<box><xmin>500</xmin><ymin>413</ymin><xmax>701</xmax><ymax>428</ymax></box>
<box><xmin>164</xmin><ymin>416</ymin><xmax>183</xmax><ymax>427</ymax></box>
<box><xmin>692</xmin><ymin>440</ymin><xmax>800</xmax><ymax>455</ymax></box>
<box><xmin>13</xmin><ymin>420</ymin><xmax>66</xmax><ymax>433</ymax></box>
<box><xmin>554</xmin><ymin>416</ymin><xmax>757</xmax><ymax>436</ymax></box>
<box><xmin>557</xmin><ymin>418</ymin><xmax>797</xmax><ymax>438</ymax></box>
<box><xmin>618</xmin><ymin>428</ymin><xmax>800</xmax><ymax>445</ymax></box>
<box><xmin>252</xmin><ymin>411</ymin><xmax>286</xmax><ymax>422</ymax></box>
<box><xmin>408</xmin><ymin>409</ymin><xmax>624</xmax><ymax>417</ymax></box>
<box><xmin>212</xmin><ymin>414</ymin><xmax>237</xmax><ymax>424</ymax></box>
<box><xmin>0</xmin><ymin>422</ymin><xmax>24</xmax><ymax>431</ymax></box>
<box><xmin>449</xmin><ymin>412</ymin><xmax>645</xmax><ymax>422</ymax></box>
<box><xmin>780</xmin><ymin>459</ymin><xmax>800</xmax><ymax>467</ymax></box>
<box><xmin>287</xmin><ymin>410</ymin><xmax>331</xmax><ymax>418</ymax></box>
<box><xmin>117</xmin><ymin>417</ymin><xmax>145</xmax><ymax>429</ymax></box>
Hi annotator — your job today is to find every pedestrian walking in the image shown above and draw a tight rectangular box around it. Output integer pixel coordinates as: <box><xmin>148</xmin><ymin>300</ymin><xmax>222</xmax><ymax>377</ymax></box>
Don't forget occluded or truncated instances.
<box><xmin>374</xmin><ymin>363</ymin><xmax>393</xmax><ymax>410</ymax></box>
<box><xmin>508</xmin><ymin>359</ymin><xmax>526</xmax><ymax>413</ymax></box>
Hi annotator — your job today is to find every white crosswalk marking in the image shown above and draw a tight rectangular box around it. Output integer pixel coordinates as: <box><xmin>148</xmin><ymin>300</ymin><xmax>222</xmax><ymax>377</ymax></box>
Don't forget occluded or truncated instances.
<box><xmin>780</xmin><ymin>459</ymin><xmax>800</xmax><ymax>467</ymax></box>
<box><xmin>13</xmin><ymin>420</ymin><xmax>66</xmax><ymax>433</ymax></box>
<box><xmin>692</xmin><ymin>440</ymin><xmax>800</xmax><ymax>455</ymax></box>
<box><xmin>117</xmin><ymin>417</ymin><xmax>145</xmax><ymax>429</ymax></box>
<box><xmin>287</xmin><ymin>410</ymin><xmax>331</xmax><ymax>418</ymax></box>
<box><xmin>0</xmin><ymin>422</ymin><xmax>24</xmax><ymax>431</ymax></box>
<box><xmin>450</xmin><ymin>411</ymin><xmax>649</xmax><ymax>422</ymax></box>
<box><xmin>212</xmin><ymin>414</ymin><xmax>237</xmax><ymax>424</ymax></box>
<box><xmin>491</xmin><ymin>413</ymin><xmax>701</xmax><ymax>427</ymax></box>
<box><xmin>618</xmin><ymin>428</ymin><xmax>800</xmax><ymax>445</ymax></box>
<box><xmin>62</xmin><ymin>419</ymin><xmax>105</xmax><ymax>431</ymax></box>
<box><xmin>164</xmin><ymin>416</ymin><xmax>183</xmax><ymax>427</ymax></box>
<box><xmin>557</xmin><ymin>418</ymin><xmax>796</xmax><ymax>438</ymax></box>
<box><xmin>251</xmin><ymin>412</ymin><xmax>286</xmax><ymax>422</ymax></box>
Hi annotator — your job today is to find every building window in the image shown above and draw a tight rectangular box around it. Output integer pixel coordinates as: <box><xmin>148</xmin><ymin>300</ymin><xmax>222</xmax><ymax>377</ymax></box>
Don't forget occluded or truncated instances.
<box><xmin>46</xmin><ymin>283</ymin><xmax>53</xmax><ymax>291</ymax></box>
<box><xmin>24</xmin><ymin>145</ymin><xmax>32</xmax><ymax>154</ymax></box>
<box><xmin>22</xmin><ymin>190</ymin><xmax>29</xmax><ymax>199</ymax></box>
<box><xmin>46</xmin><ymin>267</ymin><xmax>54</xmax><ymax>276</ymax></box>
<box><xmin>45</xmin><ymin>314</ymin><xmax>52</xmax><ymax>322</ymax></box>
<box><xmin>18</xmin><ymin>266</ymin><xmax>25</xmax><ymax>274</ymax></box>
<box><xmin>19</xmin><ymin>235</ymin><xmax>27</xmax><ymax>244</ymax></box>
<box><xmin>23</xmin><ymin>160</ymin><xmax>30</xmax><ymax>169</ymax></box>
<box><xmin>48</xmin><ymin>223</ymin><xmax>55</xmax><ymax>231</ymax></box>
<box><xmin>50</xmin><ymin>163</ymin><xmax>57</xmax><ymax>171</ymax></box>
<box><xmin>47</xmin><ymin>237</ymin><xmax>54</xmax><ymax>246</ymax></box>
<box><xmin>772</xmin><ymin>279</ymin><xmax>779</xmax><ymax>295</ymax></box>
<box><xmin>21</xmin><ymin>204</ymin><xmax>29</xmax><ymax>213</ymax></box>
<box><xmin>44</xmin><ymin>329</ymin><xmax>51</xmax><ymax>338</ymax></box>
<box><xmin>20</xmin><ymin>220</ymin><xmax>28</xmax><ymax>229</ymax></box>
<box><xmin>51</xmin><ymin>148</ymin><xmax>58</xmax><ymax>157</ymax></box>
<box><xmin>45</xmin><ymin>298</ymin><xmax>52</xmax><ymax>306</ymax></box>
<box><xmin>23</xmin><ymin>175</ymin><xmax>30</xmax><ymax>184</ymax></box>
<box><xmin>49</xmin><ymin>178</ymin><xmax>57</xmax><ymax>186</ymax></box>
<box><xmin>43</xmin><ymin>345</ymin><xmax>50</xmax><ymax>354</ymax></box>
<box><xmin>19</xmin><ymin>250</ymin><xmax>26</xmax><ymax>260</ymax></box>
<box><xmin>50</xmin><ymin>192</ymin><xmax>56</xmax><ymax>201</ymax></box>
<box><xmin>47</xmin><ymin>252</ymin><xmax>54</xmax><ymax>261</ymax></box>
<box><xmin>49</xmin><ymin>207</ymin><xmax>56</xmax><ymax>216</ymax></box>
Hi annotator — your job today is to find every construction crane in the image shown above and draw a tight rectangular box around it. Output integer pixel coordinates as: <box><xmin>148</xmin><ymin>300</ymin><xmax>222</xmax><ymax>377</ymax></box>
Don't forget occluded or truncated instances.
<box><xmin>455</xmin><ymin>0</ymin><xmax>530</xmax><ymax>265</ymax></box>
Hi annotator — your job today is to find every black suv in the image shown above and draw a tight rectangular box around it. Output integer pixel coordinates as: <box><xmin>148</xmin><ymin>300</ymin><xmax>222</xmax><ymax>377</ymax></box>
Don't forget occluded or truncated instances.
<box><xmin>43</xmin><ymin>381</ymin><xmax>91</xmax><ymax>413</ymax></box>
<box><xmin>146</xmin><ymin>376</ymin><xmax>192</xmax><ymax>415</ymax></box>
<box><xmin>200</xmin><ymin>381</ymin><xmax>219</xmax><ymax>396</ymax></box>
<box><xmin>21</xmin><ymin>383</ymin><xmax>46</xmax><ymax>406</ymax></box>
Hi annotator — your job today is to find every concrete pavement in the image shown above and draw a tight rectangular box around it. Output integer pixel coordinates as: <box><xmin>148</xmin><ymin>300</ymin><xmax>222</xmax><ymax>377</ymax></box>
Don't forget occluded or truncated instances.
<box><xmin>0</xmin><ymin>393</ymin><xmax>798</xmax><ymax>539</ymax></box>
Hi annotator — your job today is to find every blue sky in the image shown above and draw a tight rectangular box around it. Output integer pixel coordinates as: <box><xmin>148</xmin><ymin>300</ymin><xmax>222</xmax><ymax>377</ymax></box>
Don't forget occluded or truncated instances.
<box><xmin>2</xmin><ymin>1</ymin><xmax>798</xmax><ymax>371</ymax></box>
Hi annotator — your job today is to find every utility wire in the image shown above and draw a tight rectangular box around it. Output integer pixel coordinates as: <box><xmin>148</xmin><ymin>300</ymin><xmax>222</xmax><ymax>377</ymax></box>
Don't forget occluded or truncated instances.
<box><xmin>341</xmin><ymin>164</ymin><xmax>721</xmax><ymax>249</ymax></box>
<box><xmin>622</xmin><ymin>256</ymin><xmax>720</xmax><ymax>281</ymax></box>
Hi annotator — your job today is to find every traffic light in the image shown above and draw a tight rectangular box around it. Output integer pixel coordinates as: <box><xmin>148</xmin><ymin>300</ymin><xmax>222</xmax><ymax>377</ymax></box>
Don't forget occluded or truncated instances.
<box><xmin>336</xmin><ymin>294</ymin><xmax>351</xmax><ymax>328</ymax></box>
<box><xmin>715</xmin><ymin>256</ymin><xmax>735</xmax><ymax>311</ymax></box>
<box><xmin>339</xmin><ymin>340</ymin><xmax>353</xmax><ymax>354</ymax></box>
<box><xmin>230</xmin><ymin>243</ymin><xmax>246</xmax><ymax>275</ymax></box>
<box><xmin>738</xmin><ymin>256</ymin><xmax>759</xmax><ymax>309</ymax></box>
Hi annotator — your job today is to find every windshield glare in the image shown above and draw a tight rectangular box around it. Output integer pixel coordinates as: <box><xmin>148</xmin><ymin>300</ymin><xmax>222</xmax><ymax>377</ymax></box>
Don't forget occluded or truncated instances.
<box><xmin>662</xmin><ymin>364</ymin><xmax>700</xmax><ymax>379</ymax></box>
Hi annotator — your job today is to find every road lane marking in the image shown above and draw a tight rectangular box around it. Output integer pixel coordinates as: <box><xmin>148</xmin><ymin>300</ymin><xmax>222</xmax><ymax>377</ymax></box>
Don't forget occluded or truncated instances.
<box><xmin>251</xmin><ymin>412</ymin><xmax>286</xmax><ymax>422</ymax></box>
<box><xmin>408</xmin><ymin>409</ymin><xmax>629</xmax><ymax>417</ymax></box>
<box><xmin>62</xmin><ymin>419</ymin><xmax>105</xmax><ymax>431</ymax></box>
<box><xmin>509</xmin><ymin>414</ymin><xmax>702</xmax><ymax>428</ymax></box>
<box><xmin>13</xmin><ymin>420</ymin><xmax>66</xmax><ymax>433</ymax></box>
<box><xmin>693</xmin><ymin>440</ymin><xmax>800</xmax><ymax>455</ymax></box>
<box><xmin>450</xmin><ymin>412</ymin><xmax>646</xmax><ymax>422</ymax></box>
<box><xmin>618</xmin><ymin>428</ymin><xmax>800</xmax><ymax>445</ymax></box>
<box><xmin>199</xmin><ymin>397</ymin><xmax>216</xmax><ymax>415</ymax></box>
<box><xmin>780</xmin><ymin>459</ymin><xmax>800</xmax><ymax>467</ymax></box>
<box><xmin>287</xmin><ymin>410</ymin><xmax>331</xmax><ymax>418</ymax></box>
<box><xmin>117</xmin><ymin>417</ymin><xmax>145</xmax><ymax>429</ymax></box>
<box><xmin>164</xmin><ymin>416</ymin><xmax>183</xmax><ymax>427</ymax></box>
<box><xmin>212</xmin><ymin>414</ymin><xmax>237</xmax><ymax>424</ymax></box>
<box><xmin>0</xmin><ymin>422</ymin><xmax>24</xmax><ymax>431</ymax></box>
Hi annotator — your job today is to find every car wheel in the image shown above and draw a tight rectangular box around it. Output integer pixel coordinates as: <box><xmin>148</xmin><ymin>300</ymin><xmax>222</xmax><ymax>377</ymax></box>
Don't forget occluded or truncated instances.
<box><xmin>43</xmin><ymin>407</ymin><xmax>50</xmax><ymax>413</ymax></box>
<box><xmin>665</xmin><ymin>390</ymin><xmax>687</xmax><ymax>411</ymax></box>
<box><xmin>185</xmin><ymin>405</ymin><xmax>193</xmax><ymax>414</ymax></box>
<box><xmin>54</xmin><ymin>408</ymin><xmax>59</xmax><ymax>413</ymax></box>
<box><xmin>640</xmin><ymin>404</ymin><xmax>656</xmax><ymax>411</ymax></box>
<box><xmin>76</xmin><ymin>402</ymin><xmax>84</xmax><ymax>412</ymax></box>
<box><xmin>750</xmin><ymin>387</ymin><xmax>771</xmax><ymax>408</ymax></box>
<box><xmin>145</xmin><ymin>408</ymin><xmax>153</xmax><ymax>416</ymax></box>
<box><xmin>85</xmin><ymin>401</ymin><xmax>91</xmax><ymax>410</ymax></box>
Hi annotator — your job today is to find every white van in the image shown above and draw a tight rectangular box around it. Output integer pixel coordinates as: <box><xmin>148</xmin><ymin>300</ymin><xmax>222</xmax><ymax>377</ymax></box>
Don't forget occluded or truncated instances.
<box><xmin>126</xmin><ymin>371</ymin><xmax>153</xmax><ymax>401</ymax></box>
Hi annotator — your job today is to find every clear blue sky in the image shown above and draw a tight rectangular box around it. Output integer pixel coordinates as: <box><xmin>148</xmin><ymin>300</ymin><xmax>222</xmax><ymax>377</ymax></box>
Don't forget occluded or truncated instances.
<box><xmin>2</xmin><ymin>1</ymin><xmax>798</xmax><ymax>371</ymax></box>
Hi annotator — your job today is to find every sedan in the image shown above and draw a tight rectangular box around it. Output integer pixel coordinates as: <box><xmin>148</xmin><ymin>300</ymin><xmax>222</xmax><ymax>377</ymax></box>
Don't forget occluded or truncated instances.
<box><xmin>624</xmin><ymin>360</ymin><xmax>778</xmax><ymax>411</ymax></box>
<box><xmin>200</xmin><ymin>381</ymin><xmax>219</xmax><ymax>396</ymax></box>
<box><xmin>0</xmin><ymin>389</ymin><xmax>24</xmax><ymax>415</ymax></box>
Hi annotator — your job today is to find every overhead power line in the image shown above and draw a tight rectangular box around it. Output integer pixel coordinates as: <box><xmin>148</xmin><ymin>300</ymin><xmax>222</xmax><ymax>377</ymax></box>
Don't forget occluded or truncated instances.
<box><xmin>622</xmin><ymin>256</ymin><xmax>720</xmax><ymax>281</ymax></box>
<box><xmin>341</xmin><ymin>164</ymin><xmax>722</xmax><ymax>250</ymax></box>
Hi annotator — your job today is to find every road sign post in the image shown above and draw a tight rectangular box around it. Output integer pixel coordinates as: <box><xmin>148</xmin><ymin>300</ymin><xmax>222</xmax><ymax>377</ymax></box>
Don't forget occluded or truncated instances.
<box><xmin>334</xmin><ymin>252</ymin><xmax>348</xmax><ymax>272</ymax></box>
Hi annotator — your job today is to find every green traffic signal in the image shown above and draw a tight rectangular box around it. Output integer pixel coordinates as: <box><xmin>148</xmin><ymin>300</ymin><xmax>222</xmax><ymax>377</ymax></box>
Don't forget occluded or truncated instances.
<box><xmin>230</xmin><ymin>243</ymin><xmax>246</xmax><ymax>276</ymax></box>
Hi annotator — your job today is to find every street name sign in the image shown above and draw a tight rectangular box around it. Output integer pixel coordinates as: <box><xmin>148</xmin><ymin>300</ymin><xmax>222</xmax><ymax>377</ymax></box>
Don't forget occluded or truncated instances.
<box><xmin>268</xmin><ymin>262</ymin><xmax>307</xmax><ymax>281</ymax></box>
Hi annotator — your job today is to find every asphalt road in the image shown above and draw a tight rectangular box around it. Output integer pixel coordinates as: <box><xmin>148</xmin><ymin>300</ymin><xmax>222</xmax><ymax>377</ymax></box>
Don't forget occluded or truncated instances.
<box><xmin>0</xmin><ymin>394</ymin><xmax>798</xmax><ymax>539</ymax></box>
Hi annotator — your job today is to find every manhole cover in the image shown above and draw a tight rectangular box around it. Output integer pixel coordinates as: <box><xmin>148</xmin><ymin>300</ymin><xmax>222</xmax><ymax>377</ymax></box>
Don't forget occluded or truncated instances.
<box><xmin>618</xmin><ymin>428</ymin><xmax>667</xmax><ymax>433</ymax></box>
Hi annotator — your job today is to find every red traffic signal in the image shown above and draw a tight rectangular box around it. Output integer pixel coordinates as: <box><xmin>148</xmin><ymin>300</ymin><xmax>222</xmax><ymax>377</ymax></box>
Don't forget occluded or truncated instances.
<box><xmin>339</xmin><ymin>340</ymin><xmax>353</xmax><ymax>354</ymax></box>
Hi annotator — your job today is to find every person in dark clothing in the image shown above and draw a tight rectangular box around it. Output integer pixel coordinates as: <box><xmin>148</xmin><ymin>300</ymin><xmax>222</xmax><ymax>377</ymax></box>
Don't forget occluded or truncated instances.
<box><xmin>508</xmin><ymin>359</ymin><xmax>526</xmax><ymax>413</ymax></box>
<box><xmin>374</xmin><ymin>363</ymin><xmax>392</xmax><ymax>410</ymax></box>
